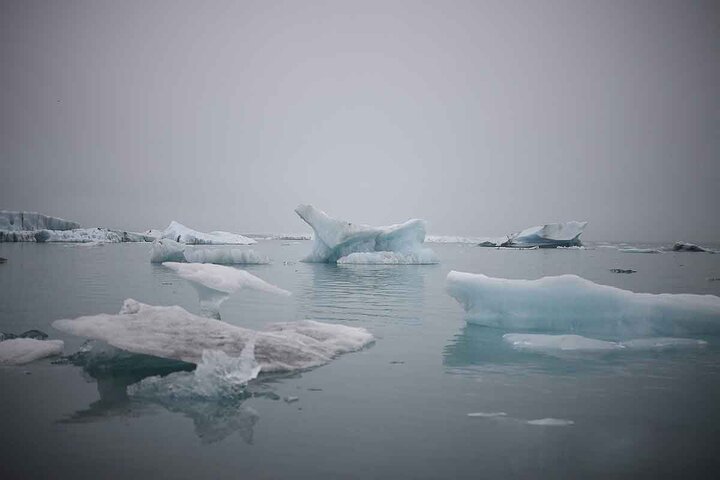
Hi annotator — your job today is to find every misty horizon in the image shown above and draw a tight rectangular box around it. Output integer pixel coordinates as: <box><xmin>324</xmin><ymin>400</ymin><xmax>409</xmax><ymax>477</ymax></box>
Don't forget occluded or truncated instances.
<box><xmin>2</xmin><ymin>0</ymin><xmax>719</xmax><ymax>242</ymax></box>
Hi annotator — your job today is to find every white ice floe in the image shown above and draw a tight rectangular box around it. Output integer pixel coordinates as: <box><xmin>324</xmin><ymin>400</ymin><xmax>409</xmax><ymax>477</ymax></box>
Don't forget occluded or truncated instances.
<box><xmin>0</xmin><ymin>338</ymin><xmax>64</xmax><ymax>365</ymax></box>
<box><xmin>467</xmin><ymin>412</ymin><xmax>508</xmax><ymax>418</ymax></box>
<box><xmin>0</xmin><ymin>210</ymin><xmax>79</xmax><ymax>231</ymax></box>
<box><xmin>160</xmin><ymin>221</ymin><xmax>256</xmax><ymax>245</ymax></box>
<box><xmin>162</xmin><ymin>262</ymin><xmax>290</xmax><ymax>297</ymax></box>
<box><xmin>294</xmin><ymin>204</ymin><xmax>437</xmax><ymax>264</ymax></box>
<box><xmin>526</xmin><ymin>418</ymin><xmax>574</xmax><ymax>426</ymax></box>
<box><xmin>446</xmin><ymin>271</ymin><xmax>720</xmax><ymax>336</ymax></box>
<box><xmin>619</xmin><ymin>247</ymin><xmax>662</xmax><ymax>254</ymax></box>
<box><xmin>503</xmin><ymin>333</ymin><xmax>707</xmax><ymax>352</ymax></box>
<box><xmin>150</xmin><ymin>239</ymin><xmax>269</xmax><ymax>264</ymax></box>
<box><xmin>52</xmin><ymin>299</ymin><xmax>374</xmax><ymax>372</ymax></box>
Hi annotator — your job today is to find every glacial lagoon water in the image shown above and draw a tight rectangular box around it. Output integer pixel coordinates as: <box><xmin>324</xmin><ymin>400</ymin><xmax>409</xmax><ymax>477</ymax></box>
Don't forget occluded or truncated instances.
<box><xmin>1</xmin><ymin>241</ymin><xmax>720</xmax><ymax>479</ymax></box>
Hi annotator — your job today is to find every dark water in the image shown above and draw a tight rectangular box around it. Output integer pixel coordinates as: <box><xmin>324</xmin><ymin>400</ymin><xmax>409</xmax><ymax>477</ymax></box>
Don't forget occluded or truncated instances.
<box><xmin>1</xmin><ymin>241</ymin><xmax>720</xmax><ymax>479</ymax></box>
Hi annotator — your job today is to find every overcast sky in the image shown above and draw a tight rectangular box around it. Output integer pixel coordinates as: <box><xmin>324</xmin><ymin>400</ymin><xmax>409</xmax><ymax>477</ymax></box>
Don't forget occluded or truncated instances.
<box><xmin>1</xmin><ymin>0</ymin><xmax>718</xmax><ymax>241</ymax></box>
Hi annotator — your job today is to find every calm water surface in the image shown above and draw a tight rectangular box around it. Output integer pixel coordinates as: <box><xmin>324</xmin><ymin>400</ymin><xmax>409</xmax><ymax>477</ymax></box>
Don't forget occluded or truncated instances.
<box><xmin>1</xmin><ymin>241</ymin><xmax>720</xmax><ymax>479</ymax></box>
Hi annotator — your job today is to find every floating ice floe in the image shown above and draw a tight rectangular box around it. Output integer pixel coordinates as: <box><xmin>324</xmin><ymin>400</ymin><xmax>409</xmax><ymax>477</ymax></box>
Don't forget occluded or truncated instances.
<box><xmin>160</xmin><ymin>221</ymin><xmax>256</xmax><ymax>245</ymax></box>
<box><xmin>526</xmin><ymin>418</ymin><xmax>574</xmax><ymax>426</ymax></box>
<box><xmin>668</xmin><ymin>242</ymin><xmax>716</xmax><ymax>253</ymax></box>
<box><xmin>294</xmin><ymin>204</ymin><xmax>438</xmax><ymax>264</ymax></box>
<box><xmin>425</xmin><ymin>235</ymin><xmax>508</xmax><ymax>245</ymax></box>
<box><xmin>504</xmin><ymin>221</ymin><xmax>588</xmax><ymax>248</ymax></box>
<box><xmin>337</xmin><ymin>251</ymin><xmax>439</xmax><ymax>265</ymax></box>
<box><xmin>162</xmin><ymin>262</ymin><xmax>290</xmax><ymax>297</ymax></box>
<box><xmin>502</xmin><ymin>333</ymin><xmax>707</xmax><ymax>352</ymax></box>
<box><xmin>446</xmin><ymin>271</ymin><xmax>720</xmax><ymax>336</ymax></box>
<box><xmin>52</xmin><ymin>299</ymin><xmax>374</xmax><ymax>372</ymax></box>
<box><xmin>0</xmin><ymin>338</ymin><xmax>64</xmax><ymax>365</ymax></box>
<box><xmin>150</xmin><ymin>239</ymin><xmax>270</xmax><ymax>265</ymax></box>
<box><xmin>619</xmin><ymin>247</ymin><xmax>662</xmax><ymax>254</ymax></box>
<box><xmin>467</xmin><ymin>412</ymin><xmax>508</xmax><ymax>418</ymax></box>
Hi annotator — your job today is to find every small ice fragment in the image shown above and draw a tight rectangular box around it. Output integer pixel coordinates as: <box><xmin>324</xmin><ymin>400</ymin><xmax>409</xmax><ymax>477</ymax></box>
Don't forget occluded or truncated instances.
<box><xmin>284</xmin><ymin>396</ymin><xmax>299</xmax><ymax>403</ymax></box>
<box><xmin>0</xmin><ymin>338</ymin><xmax>64</xmax><ymax>365</ymax></box>
<box><xmin>467</xmin><ymin>412</ymin><xmax>507</xmax><ymax>418</ymax></box>
<box><xmin>526</xmin><ymin>418</ymin><xmax>574</xmax><ymax>426</ymax></box>
<box><xmin>610</xmin><ymin>268</ymin><xmax>636</xmax><ymax>274</ymax></box>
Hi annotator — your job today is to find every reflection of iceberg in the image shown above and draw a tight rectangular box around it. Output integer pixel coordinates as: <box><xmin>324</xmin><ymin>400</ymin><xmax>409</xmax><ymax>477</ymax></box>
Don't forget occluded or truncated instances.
<box><xmin>446</xmin><ymin>271</ymin><xmax>720</xmax><ymax>337</ymax></box>
<box><xmin>0</xmin><ymin>338</ymin><xmax>64</xmax><ymax>365</ymax></box>
<box><xmin>53</xmin><ymin>299</ymin><xmax>374</xmax><ymax>372</ymax></box>
<box><xmin>294</xmin><ymin>204</ymin><xmax>437</xmax><ymax>264</ymax></box>
<box><xmin>150</xmin><ymin>239</ymin><xmax>270</xmax><ymax>264</ymax></box>
<box><xmin>160</xmin><ymin>221</ymin><xmax>256</xmax><ymax>245</ymax></box>
<box><xmin>502</xmin><ymin>333</ymin><xmax>707</xmax><ymax>352</ymax></box>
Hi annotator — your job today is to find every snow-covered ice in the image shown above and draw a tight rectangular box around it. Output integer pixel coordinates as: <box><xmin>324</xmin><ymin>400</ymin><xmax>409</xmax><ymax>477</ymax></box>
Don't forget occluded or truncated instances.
<box><xmin>52</xmin><ymin>299</ymin><xmax>374</xmax><ymax>372</ymax></box>
<box><xmin>160</xmin><ymin>221</ymin><xmax>256</xmax><ymax>245</ymax></box>
<box><xmin>150</xmin><ymin>239</ymin><xmax>270</xmax><ymax>264</ymax></box>
<box><xmin>0</xmin><ymin>210</ymin><xmax>79</xmax><ymax>231</ymax></box>
<box><xmin>294</xmin><ymin>204</ymin><xmax>437</xmax><ymax>264</ymax></box>
<box><xmin>446</xmin><ymin>271</ymin><xmax>720</xmax><ymax>337</ymax></box>
<box><xmin>0</xmin><ymin>338</ymin><xmax>64</xmax><ymax>365</ymax></box>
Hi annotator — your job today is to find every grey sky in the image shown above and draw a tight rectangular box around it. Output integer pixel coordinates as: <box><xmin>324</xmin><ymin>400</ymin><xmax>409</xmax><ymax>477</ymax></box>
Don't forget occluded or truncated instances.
<box><xmin>1</xmin><ymin>0</ymin><xmax>718</xmax><ymax>241</ymax></box>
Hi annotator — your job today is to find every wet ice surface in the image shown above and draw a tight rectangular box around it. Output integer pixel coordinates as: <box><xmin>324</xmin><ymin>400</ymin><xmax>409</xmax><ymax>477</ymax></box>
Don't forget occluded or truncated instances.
<box><xmin>1</xmin><ymin>241</ymin><xmax>720</xmax><ymax>479</ymax></box>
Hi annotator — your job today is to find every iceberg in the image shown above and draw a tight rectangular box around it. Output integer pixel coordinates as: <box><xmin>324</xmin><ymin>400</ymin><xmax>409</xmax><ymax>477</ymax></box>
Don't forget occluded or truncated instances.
<box><xmin>503</xmin><ymin>221</ymin><xmax>588</xmax><ymax>248</ymax></box>
<box><xmin>35</xmin><ymin>227</ymin><xmax>153</xmax><ymax>243</ymax></box>
<box><xmin>150</xmin><ymin>239</ymin><xmax>270</xmax><ymax>265</ymax></box>
<box><xmin>160</xmin><ymin>221</ymin><xmax>256</xmax><ymax>245</ymax></box>
<box><xmin>52</xmin><ymin>299</ymin><xmax>374</xmax><ymax>372</ymax></box>
<box><xmin>446</xmin><ymin>271</ymin><xmax>720</xmax><ymax>337</ymax></box>
<box><xmin>0</xmin><ymin>210</ymin><xmax>79</xmax><ymax>231</ymax></box>
<box><xmin>0</xmin><ymin>338</ymin><xmax>64</xmax><ymax>365</ymax></box>
<box><xmin>294</xmin><ymin>204</ymin><xmax>437</xmax><ymax>264</ymax></box>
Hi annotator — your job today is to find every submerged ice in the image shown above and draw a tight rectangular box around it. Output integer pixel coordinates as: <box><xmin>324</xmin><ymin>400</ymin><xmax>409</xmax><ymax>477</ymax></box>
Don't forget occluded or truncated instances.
<box><xmin>502</xmin><ymin>333</ymin><xmax>707</xmax><ymax>352</ymax></box>
<box><xmin>294</xmin><ymin>204</ymin><xmax>438</xmax><ymax>264</ymax></box>
<box><xmin>446</xmin><ymin>271</ymin><xmax>720</xmax><ymax>337</ymax></box>
<box><xmin>52</xmin><ymin>299</ymin><xmax>374</xmax><ymax>373</ymax></box>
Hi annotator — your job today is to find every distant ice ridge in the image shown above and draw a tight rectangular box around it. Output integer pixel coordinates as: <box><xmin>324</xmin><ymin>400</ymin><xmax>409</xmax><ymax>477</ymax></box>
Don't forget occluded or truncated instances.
<box><xmin>503</xmin><ymin>334</ymin><xmax>707</xmax><ymax>352</ymax></box>
<box><xmin>34</xmin><ymin>227</ymin><xmax>153</xmax><ymax>243</ymax></box>
<box><xmin>53</xmin><ymin>299</ymin><xmax>374</xmax><ymax>372</ymax></box>
<box><xmin>294</xmin><ymin>204</ymin><xmax>438</xmax><ymax>264</ymax></box>
<box><xmin>0</xmin><ymin>338</ymin><xmax>64</xmax><ymax>365</ymax></box>
<box><xmin>0</xmin><ymin>210</ymin><xmax>79</xmax><ymax>231</ymax></box>
<box><xmin>160</xmin><ymin>221</ymin><xmax>256</xmax><ymax>245</ymax></box>
<box><xmin>150</xmin><ymin>239</ymin><xmax>270</xmax><ymax>265</ymax></box>
<box><xmin>446</xmin><ymin>271</ymin><xmax>720</xmax><ymax>337</ymax></box>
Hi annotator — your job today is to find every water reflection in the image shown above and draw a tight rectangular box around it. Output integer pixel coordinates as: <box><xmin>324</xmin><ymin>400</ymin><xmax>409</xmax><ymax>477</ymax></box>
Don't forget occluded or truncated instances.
<box><xmin>59</xmin><ymin>348</ymin><xmax>293</xmax><ymax>444</ymax></box>
<box><xmin>300</xmin><ymin>263</ymin><xmax>431</xmax><ymax>326</ymax></box>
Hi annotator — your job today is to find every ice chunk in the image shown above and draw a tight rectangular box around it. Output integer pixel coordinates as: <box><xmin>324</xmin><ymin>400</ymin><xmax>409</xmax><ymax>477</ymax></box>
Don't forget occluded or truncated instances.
<box><xmin>526</xmin><ymin>418</ymin><xmax>574</xmax><ymax>426</ymax></box>
<box><xmin>0</xmin><ymin>210</ymin><xmax>79</xmax><ymax>231</ymax></box>
<box><xmin>467</xmin><ymin>412</ymin><xmax>508</xmax><ymax>418</ymax></box>
<box><xmin>446</xmin><ymin>271</ymin><xmax>720</xmax><ymax>337</ymax></box>
<box><xmin>34</xmin><ymin>227</ymin><xmax>153</xmax><ymax>243</ymax></box>
<box><xmin>52</xmin><ymin>299</ymin><xmax>374</xmax><ymax>372</ymax></box>
<box><xmin>160</xmin><ymin>221</ymin><xmax>256</xmax><ymax>245</ymax></box>
<box><xmin>668</xmin><ymin>242</ymin><xmax>715</xmax><ymax>253</ymax></box>
<box><xmin>294</xmin><ymin>204</ymin><xmax>437</xmax><ymax>264</ymax></box>
<box><xmin>503</xmin><ymin>334</ymin><xmax>619</xmax><ymax>351</ymax></box>
<box><xmin>0</xmin><ymin>338</ymin><xmax>64</xmax><ymax>365</ymax></box>
<box><xmin>505</xmin><ymin>221</ymin><xmax>588</xmax><ymax>248</ymax></box>
<box><xmin>150</xmin><ymin>239</ymin><xmax>270</xmax><ymax>264</ymax></box>
<box><xmin>162</xmin><ymin>262</ymin><xmax>290</xmax><ymax>297</ymax></box>
<box><xmin>337</xmin><ymin>250</ymin><xmax>438</xmax><ymax>265</ymax></box>
<box><xmin>610</xmin><ymin>268</ymin><xmax>637</xmax><ymax>274</ymax></box>
<box><xmin>619</xmin><ymin>247</ymin><xmax>662</xmax><ymax>254</ymax></box>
